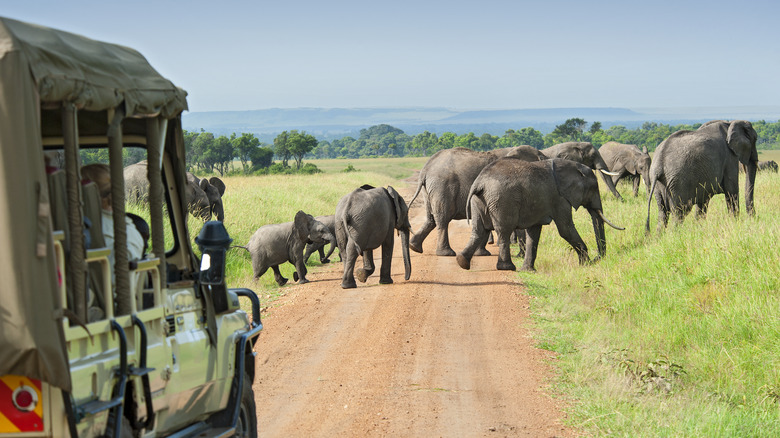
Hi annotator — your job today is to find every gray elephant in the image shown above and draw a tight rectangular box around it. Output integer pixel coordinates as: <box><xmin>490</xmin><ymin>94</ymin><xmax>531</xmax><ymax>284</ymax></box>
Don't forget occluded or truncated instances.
<box><xmin>186</xmin><ymin>172</ymin><xmax>226</xmax><ymax>222</ymax></box>
<box><xmin>124</xmin><ymin>160</ymin><xmax>226</xmax><ymax>221</ymax></box>
<box><xmin>598</xmin><ymin>141</ymin><xmax>652</xmax><ymax>197</ymax></box>
<box><xmin>646</xmin><ymin>120</ymin><xmax>757</xmax><ymax>232</ymax></box>
<box><xmin>741</xmin><ymin>160</ymin><xmax>778</xmax><ymax>173</ymax></box>
<box><xmin>408</xmin><ymin>145</ymin><xmax>546</xmax><ymax>257</ymax></box>
<box><xmin>335</xmin><ymin>185</ymin><xmax>412</xmax><ymax>289</ymax></box>
<box><xmin>457</xmin><ymin>157</ymin><xmax>624</xmax><ymax>272</ymax></box>
<box><xmin>246</xmin><ymin>211</ymin><xmax>334</xmax><ymax>286</ymax></box>
<box><xmin>541</xmin><ymin>142</ymin><xmax>623</xmax><ymax>201</ymax></box>
<box><xmin>303</xmin><ymin>214</ymin><xmax>338</xmax><ymax>264</ymax></box>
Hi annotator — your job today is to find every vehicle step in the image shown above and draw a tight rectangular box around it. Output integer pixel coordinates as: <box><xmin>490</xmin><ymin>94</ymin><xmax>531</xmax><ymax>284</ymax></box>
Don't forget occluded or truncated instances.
<box><xmin>165</xmin><ymin>422</ymin><xmax>236</xmax><ymax>438</ymax></box>
<box><xmin>77</xmin><ymin>397</ymin><xmax>123</xmax><ymax>416</ymax></box>
<box><xmin>128</xmin><ymin>365</ymin><xmax>155</xmax><ymax>377</ymax></box>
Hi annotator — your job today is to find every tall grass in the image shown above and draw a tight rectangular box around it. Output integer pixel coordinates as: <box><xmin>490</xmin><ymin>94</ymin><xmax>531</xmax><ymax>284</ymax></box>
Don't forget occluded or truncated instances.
<box><xmin>133</xmin><ymin>154</ymin><xmax>779</xmax><ymax>435</ymax></box>
<box><xmin>523</xmin><ymin>167</ymin><xmax>780</xmax><ymax>436</ymax></box>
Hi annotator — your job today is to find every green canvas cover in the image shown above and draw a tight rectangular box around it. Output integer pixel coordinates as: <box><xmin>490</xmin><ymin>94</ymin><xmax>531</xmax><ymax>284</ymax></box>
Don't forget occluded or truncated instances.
<box><xmin>0</xmin><ymin>16</ymin><xmax>188</xmax><ymax>391</ymax></box>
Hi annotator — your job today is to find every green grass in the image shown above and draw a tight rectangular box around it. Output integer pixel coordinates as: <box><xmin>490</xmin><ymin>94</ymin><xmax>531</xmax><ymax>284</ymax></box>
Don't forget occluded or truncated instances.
<box><xmin>139</xmin><ymin>154</ymin><xmax>779</xmax><ymax>435</ymax></box>
<box><xmin>521</xmin><ymin>169</ymin><xmax>780</xmax><ymax>436</ymax></box>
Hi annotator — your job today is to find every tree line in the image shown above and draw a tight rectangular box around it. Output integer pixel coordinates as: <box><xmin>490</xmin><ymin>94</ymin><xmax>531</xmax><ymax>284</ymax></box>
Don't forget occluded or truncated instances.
<box><xmin>174</xmin><ymin>119</ymin><xmax>780</xmax><ymax>175</ymax></box>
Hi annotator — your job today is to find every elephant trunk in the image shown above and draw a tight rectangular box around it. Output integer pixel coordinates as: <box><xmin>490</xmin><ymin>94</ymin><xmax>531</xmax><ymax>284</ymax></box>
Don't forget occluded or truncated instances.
<box><xmin>745</xmin><ymin>161</ymin><xmax>757</xmax><ymax>216</ymax></box>
<box><xmin>590</xmin><ymin>211</ymin><xmax>607</xmax><ymax>259</ymax></box>
<box><xmin>213</xmin><ymin>202</ymin><xmax>225</xmax><ymax>222</ymax></box>
<box><xmin>400</xmin><ymin>228</ymin><xmax>411</xmax><ymax>280</ymax></box>
<box><xmin>595</xmin><ymin>158</ymin><xmax>624</xmax><ymax>201</ymax></box>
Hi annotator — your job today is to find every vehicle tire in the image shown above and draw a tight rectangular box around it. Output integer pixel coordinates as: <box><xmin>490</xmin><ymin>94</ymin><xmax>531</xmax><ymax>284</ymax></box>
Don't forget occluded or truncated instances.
<box><xmin>234</xmin><ymin>372</ymin><xmax>257</xmax><ymax>438</ymax></box>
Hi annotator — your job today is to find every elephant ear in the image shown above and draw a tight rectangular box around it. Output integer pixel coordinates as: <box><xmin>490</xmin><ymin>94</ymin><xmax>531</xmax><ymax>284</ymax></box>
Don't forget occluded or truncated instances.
<box><xmin>624</xmin><ymin>155</ymin><xmax>637</xmax><ymax>174</ymax></box>
<box><xmin>209</xmin><ymin>177</ymin><xmax>226</xmax><ymax>196</ymax></box>
<box><xmin>727</xmin><ymin>121</ymin><xmax>758</xmax><ymax>165</ymax></box>
<box><xmin>553</xmin><ymin>160</ymin><xmax>587</xmax><ymax>209</ymax></box>
<box><xmin>293</xmin><ymin>210</ymin><xmax>311</xmax><ymax>242</ymax></box>
<box><xmin>385</xmin><ymin>186</ymin><xmax>407</xmax><ymax>228</ymax></box>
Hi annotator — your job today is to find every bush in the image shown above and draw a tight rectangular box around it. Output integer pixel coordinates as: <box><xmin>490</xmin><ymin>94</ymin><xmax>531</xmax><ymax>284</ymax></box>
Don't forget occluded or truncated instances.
<box><xmin>298</xmin><ymin>163</ymin><xmax>322</xmax><ymax>174</ymax></box>
<box><xmin>342</xmin><ymin>164</ymin><xmax>358</xmax><ymax>173</ymax></box>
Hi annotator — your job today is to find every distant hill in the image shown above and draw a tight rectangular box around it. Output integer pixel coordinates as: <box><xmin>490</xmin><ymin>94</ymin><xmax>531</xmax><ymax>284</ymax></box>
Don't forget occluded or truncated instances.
<box><xmin>182</xmin><ymin>106</ymin><xmax>780</xmax><ymax>142</ymax></box>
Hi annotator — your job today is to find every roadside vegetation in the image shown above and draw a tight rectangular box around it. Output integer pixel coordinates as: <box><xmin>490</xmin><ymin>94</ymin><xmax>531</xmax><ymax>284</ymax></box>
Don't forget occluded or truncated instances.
<box><xmin>164</xmin><ymin>151</ymin><xmax>777</xmax><ymax>436</ymax></box>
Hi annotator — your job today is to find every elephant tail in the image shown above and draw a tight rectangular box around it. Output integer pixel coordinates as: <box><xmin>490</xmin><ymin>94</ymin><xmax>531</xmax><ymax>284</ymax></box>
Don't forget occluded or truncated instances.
<box><xmin>407</xmin><ymin>175</ymin><xmax>426</xmax><ymax>209</ymax></box>
<box><xmin>465</xmin><ymin>182</ymin><xmax>483</xmax><ymax>225</ymax></box>
<box><xmin>645</xmin><ymin>178</ymin><xmax>658</xmax><ymax>233</ymax></box>
<box><xmin>230</xmin><ymin>245</ymin><xmax>250</xmax><ymax>253</ymax></box>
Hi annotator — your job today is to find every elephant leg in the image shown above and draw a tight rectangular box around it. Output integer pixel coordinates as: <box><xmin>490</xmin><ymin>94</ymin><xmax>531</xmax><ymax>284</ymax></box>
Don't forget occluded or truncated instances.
<box><xmin>695</xmin><ymin>199</ymin><xmax>710</xmax><ymax>220</ymax></box>
<box><xmin>253</xmin><ymin>266</ymin><xmax>269</xmax><ymax>282</ymax></box>
<box><xmin>379</xmin><ymin>239</ymin><xmax>395</xmax><ymax>284</ymax></box>
<box><xmin>293</xmin><ymin>258</ymin><xmax>308</xmax><ymax>284</ymax></box>
<box><xmin>318</xmin><ymin>246</ymin><xmax>329</xmax><ymax>263</ymax></box>
<box><xmin>303</xmin><ymin>244</ymin><xmax>315</xmax><ymax>264</ymax></box>
<box><xmin>435</xmin><ymin>220</ymin><xmax>456</xmax><ymax>257</ymax></box>
<box><xmin>409</xmin><ymin>211</ymin><xmax>436</xmax><ymax>253</ymax></box>
<box><xmin>654</xmin><ymin>183</ymin><xmax>670</xmax><ymax>232</ymax></box>
<box><xmin>456</xmin><ymin>221</ymin><xmax>490</xmax><ymax>270</ymax></box>
<box><xmin>271</xmin><ymin>266</ymin><xmax>288</xmax><ymax>286</ymax></box>
<box><xmin>554</xmin><ymin>216</ymin><xmax>589</xmax><ymax>265</ymax></box>
<box><xmin>520</xmin><ymin>225</ymin><xmax>542</xmax><ymax>272</ymax></box>
<box><xmin>515</xmin><ymin>229</ymin><xmax>527</xmax><ymax>258</ymax></box>
<box><xmin>495</xmin><ymin>230</ymin><xmax>516</xmax><ymax>271</ymax></box>
<box><xmin>632</xmin><ymin>176</ymin><xmax>641</xmax><ymax>197</ymax></box>
<box><xmin>356</xmin><ymin>249</ymin><xmax>375</xmax><ymax>283</ymax></box>
<box><xmin>341</xmin><ymin>242</ymin><xmax>359</xmax><ymax>289</ymax></box>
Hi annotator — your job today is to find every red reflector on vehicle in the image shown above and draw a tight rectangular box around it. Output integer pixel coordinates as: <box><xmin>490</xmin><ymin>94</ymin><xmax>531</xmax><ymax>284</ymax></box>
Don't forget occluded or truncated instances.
<box><xmin>12</xmin><ymin>387</ymin><xmax>37</xmax><ymax>411</ymax></box>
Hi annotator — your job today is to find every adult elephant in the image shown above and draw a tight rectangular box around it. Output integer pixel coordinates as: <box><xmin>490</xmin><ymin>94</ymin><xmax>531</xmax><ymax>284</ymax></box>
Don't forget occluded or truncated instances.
<box><xmin>457</xmin><ymin>157</ymin><xmax>624</xmax><ymax>272</ymax></box>
<box><xmin>123</xmin><ymin>161</ymin><xmax>226</xmax><ymax>221</ymax></box>
<box><xmin>246</xmin><ymin>211</ymin><xmax>333</xmax><ymax>286</ymax></box>
<box><xmin>598</xmin><ymin>141</ymin><xmax>652</xmax><ymax>197</ymax></box>
<box><xmin>541</xmin><ymin>142</ymin><xmax>623</xmax><ymax>201</ymax></box>
<box><xmin>646</xmin><ymin>120</ymin><xmax>758</xmax><ymax>232</ymax></box>
<box><xmin>408</xmin><ymin>145</ymin><xmax>546</xmax><ymax>256</ymax></box>
<box><xmin>335</xmin><ymin>185</ymin><xmax>412</xmax><ymax>289</ymax></box>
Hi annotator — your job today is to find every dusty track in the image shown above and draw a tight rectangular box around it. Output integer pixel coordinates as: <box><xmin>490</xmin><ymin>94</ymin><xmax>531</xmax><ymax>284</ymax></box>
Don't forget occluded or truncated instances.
<box><xmin>253</xmin><ymin>175</ymin><xmax>574</xmax><ymax>437</ymax></box>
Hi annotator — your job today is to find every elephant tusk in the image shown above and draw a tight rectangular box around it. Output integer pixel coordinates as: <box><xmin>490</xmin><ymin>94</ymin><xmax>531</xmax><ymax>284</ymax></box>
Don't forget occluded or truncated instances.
<box><xmin>599</xmin><ymin>169</ymin><xmax>621</xmax><ymax>177</ymax></box>
<box><xmin>598</xmin><ymin>210</ymin><xmax>625</xmax><ymax>230</ymax></box>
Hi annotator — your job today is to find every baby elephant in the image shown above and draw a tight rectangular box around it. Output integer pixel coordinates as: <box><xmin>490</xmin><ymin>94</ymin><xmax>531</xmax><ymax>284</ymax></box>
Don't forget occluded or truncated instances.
<box><xmin>247</xmin><ymin>211</ymin><xmax>334</xmax><ymax>286</ymax></box>
<box><xmin>457</xmin><ymin>158</ymin><xmax>624</xmax><ymax>272</ymax></box>
<box><xmin>303</xmin><ymin>215</ymin><xmax>338</xmax><ymax>264</ymax></box>
<box><xmin>335</xmin><ymin>185</ymin><xmax>412</xmax><ymax>289</ymax></box>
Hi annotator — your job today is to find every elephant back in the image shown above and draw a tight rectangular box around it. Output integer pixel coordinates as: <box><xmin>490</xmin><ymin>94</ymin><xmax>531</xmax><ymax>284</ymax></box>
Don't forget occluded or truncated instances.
<box><xmin>124</xmin><ymin>160</ymin><xmax>150</xmax><ymax>202</ymax></box>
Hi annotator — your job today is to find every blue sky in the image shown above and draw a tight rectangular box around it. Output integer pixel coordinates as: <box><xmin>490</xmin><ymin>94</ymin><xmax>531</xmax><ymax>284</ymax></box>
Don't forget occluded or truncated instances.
<box><xmin>3</xmin><ymin>0</ymin><xmax>779</xmax><ymax>112</ymax></box>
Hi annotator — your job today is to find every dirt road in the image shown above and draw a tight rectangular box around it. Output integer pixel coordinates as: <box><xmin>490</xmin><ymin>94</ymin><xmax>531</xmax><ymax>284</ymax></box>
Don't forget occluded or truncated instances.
<box><xmin>253</xmin><ymin>176</ymin><xmax>574</xmax><ymax>437</ymax></box>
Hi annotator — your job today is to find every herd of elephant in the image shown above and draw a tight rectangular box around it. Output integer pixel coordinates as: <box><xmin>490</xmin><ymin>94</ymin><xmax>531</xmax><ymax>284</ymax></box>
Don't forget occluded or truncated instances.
<box><xmin>124</xmin><ymin>120</ymin><xmax>771</xmax><ymax>289</ymax></box>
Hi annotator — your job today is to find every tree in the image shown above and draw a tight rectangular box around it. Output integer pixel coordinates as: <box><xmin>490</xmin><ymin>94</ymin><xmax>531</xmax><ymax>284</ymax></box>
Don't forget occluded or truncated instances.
<box><xmin>232</xmin><ymin>132</ymin><xmax>261</xmax><ymax>173</ymax></box>
<box><xmin>287</xmin><ymin>131</ymin><xmax>318</xmax><ymax>169</ymax></box>
<box><xmin>192</xmin><ymin>131</ymin><xmax>215</xmax><ymax>172</ymax></box>
<box><xmin>274</xmin><ymin>131</ymin><xmax>291</xmax><ymax>167</ymax></box>
<box><xmin>552</xmin><ymin>118</ymin><xmax>588</xmax><ymax>141</ymax></box>
<box><xmin>250</xmin><ymin>146</ymin><xmax>274</xmax><ymax>170</ymax></box>
<box><xmin>589</xmin><ymin>121</ymin><xmax>602</xmax><ymax>134</ymax></box>
<box><xmin>211</xmin><ymin>135</ymin><xmax>234</xmax><ymax>176</ymax></box>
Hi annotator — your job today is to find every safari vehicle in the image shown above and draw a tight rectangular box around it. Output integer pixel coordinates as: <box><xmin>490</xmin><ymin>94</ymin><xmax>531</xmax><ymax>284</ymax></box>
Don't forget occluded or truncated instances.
<box><xmin>0</xmin><ymin>17</ymin><xmax>261</xmax><ymax>437</ymax></box>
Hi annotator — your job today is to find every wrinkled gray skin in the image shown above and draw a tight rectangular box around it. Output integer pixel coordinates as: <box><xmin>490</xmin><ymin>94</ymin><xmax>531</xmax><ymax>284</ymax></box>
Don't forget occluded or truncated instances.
<box><xmin>457</xmin><ymin>158</ymin><xmax>624</xmax><ymax>272</ymax></box>
<box><xmin>186</xmin><ymin>172</ymin><xmax>226</xmax><ymax>222</ymax></box>
<box><xmin>335</xmin><ymin>185</ymin><xmax>412</xmax><ymax>289</ymax></box>
<box><xmin>124</xmin><ymin>160</ymin><xmax>225</xmax><ymax>221</ymax></box>
<box><xmin>598</xmin><ymin>141</ymin><xmax>652</xmax><ymax>197</ymax></box>
<box><xmin>247</xmin><ymin>211</ymin><xmax>334</xmax><ymax>286</ymax></box>
<box><xmin>303</xmin><ymin>215</ymin><xmax>338</xmax><ymax>264</ymax></box>
<box><xmin>646</xmin><ymin>120</ymin><xmax>758</xmax><ymax>232</ymax></box>
<box><xmin>541</xmin><ymin>142</ymin><xmax>624</xmax><ymax>201</ymax></box>
<box><xmin>408</xmin><ymin>145</ymin><xmax>546</xmax><ymax>257</ymax></box>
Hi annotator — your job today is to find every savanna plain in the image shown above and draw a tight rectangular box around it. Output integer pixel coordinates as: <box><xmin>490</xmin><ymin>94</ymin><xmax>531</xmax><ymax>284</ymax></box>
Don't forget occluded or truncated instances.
<box><xmin>184</xmin><ymin>151</ymin><xmax>779</xmax><ymax>436</ymax></box>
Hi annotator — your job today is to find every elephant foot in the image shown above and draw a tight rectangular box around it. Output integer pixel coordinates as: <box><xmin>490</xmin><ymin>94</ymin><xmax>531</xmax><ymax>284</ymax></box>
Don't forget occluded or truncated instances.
<box><xmin>355</xmin><ymin>269</ymin><xmax>370</xmax><ymax>283</ymax></box>
<box><xmin>297</xmin><ymin>277</ymin><xmax>310</xmax><ymax>284</ymax></box>
<box><xmin>456</xmin><ymin>254</ymin><xmax>471</xmax><ymax>270</ymax></box>
<box><xmin>436</xmin><ymin>248</ymin><xmax>456</xmax><ymax>257</ymax></box>
<box><xmin>409</xmin><ymin>241</ymin><xmax>423</xmax><ymax>254</ymax></box>
<box><xmin>474</xmin><ymin>248</ymin><xmax>491</xmax><ymax>257</ymax></box>
<box><xmin>520</xmin><ymin>265</ymin><xmax>536</xmax><ymax>272</ymax></box>
<box><xmin>341</xmin><ymin>280</ymin><xmax>357</xmax><ymax>289</ymax></box>
<box><xmin>293</xmin><ymin>272</ymin><xmax>299</xmax><ymax>282</ymax></box>
<box><xmin>320</xmin><ymin>258</ymin><xmax>330</xmax><ymax>264</ymax></box>
<box><xmin>379</xmin><ymin>276</ymin><xmax>393</xmax><ymax>285</ymax></box>
<box><xmin>496</xmin><ymin>260</ymin><xmax>517</xmax><ymax>271</ymax></box>
<box><xmin>276</xmin><ymin>277</ymin><xmax>288</xmax><ymax>286</ymax></box>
